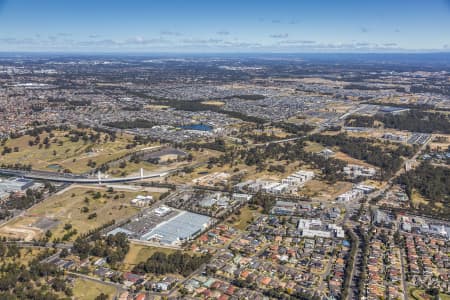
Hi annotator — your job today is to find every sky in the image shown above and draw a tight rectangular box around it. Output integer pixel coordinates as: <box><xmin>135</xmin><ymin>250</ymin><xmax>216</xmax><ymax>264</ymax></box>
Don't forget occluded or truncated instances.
<box><xmin>0</xmin><ymin>0</ymin><xmax>449</xmax><ymax>53</ymax></box>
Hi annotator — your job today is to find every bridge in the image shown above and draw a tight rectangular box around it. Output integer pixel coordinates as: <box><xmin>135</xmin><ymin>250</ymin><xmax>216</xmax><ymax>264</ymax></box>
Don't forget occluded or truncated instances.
<box><xmin>0</xmin><ymin>168</ymin><xmax>171</xmax><ymax>184</ymax></box>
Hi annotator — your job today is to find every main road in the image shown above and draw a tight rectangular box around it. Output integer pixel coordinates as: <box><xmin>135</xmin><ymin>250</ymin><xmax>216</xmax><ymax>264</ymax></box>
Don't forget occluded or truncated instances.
<box><xmin>0</xmin><ymin>168</ymin><xmax>172</xmax><ymax>184</ymax></box>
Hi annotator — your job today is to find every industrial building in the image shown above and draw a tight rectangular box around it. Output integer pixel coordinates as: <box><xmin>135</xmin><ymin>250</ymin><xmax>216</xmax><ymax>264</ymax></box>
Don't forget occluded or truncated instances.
<box><xmin>0</xmin><ymin>177</ymin><xmax>35</xmax><ymax>199</ymax></box>
<box><xmin>107</xmin><ymin>206</ymin><xmax>213</xmax><ymax>246</ymax></box>
<box><xmin>140</xmin><ymin>211</ymin><xmax>212</xmax><ymax>245</ymax></box>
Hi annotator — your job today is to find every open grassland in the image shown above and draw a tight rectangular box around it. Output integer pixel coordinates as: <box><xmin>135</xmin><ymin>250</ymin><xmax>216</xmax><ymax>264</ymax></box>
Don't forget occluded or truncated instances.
<box><xmin>0</xmin><ymin>248</ymin><xmax>49</xmax><ymax>266</ymax></box>
<box><xmin>304</xmin><ymin>141</ymin><xmax>325</xmax><ymax>153</ymax></box>
<box><xmin>227</xmin><ymin>205</ymin><xmax>262</xmax><ymax>231</ymax></box>
<box><xmin>0</xmin><ymin>129</ymin><xmax>155</xmax><ymax>174</ymax></box>
<box><xmin>122</xmin><ymin>243</ymin><xmax>180</xmax><ymax>271</ymax></box>
<box><xmin>0</xmin><ymin>186</ymin><xmax>148</xmax><ymax>241</ymax></box>
<box><xmin>201</xmin><ymin>100</ymin><xmax>225</xmax><ymax>106</ymax></box>
<box><xmin>106</xmin><ymin>157</ymin><xmax>192</xmax><ymax>177</ymax></box>
<box><xmin>72</xmin><ymin>278</ymin><xmax>117</xmax><ymax>300</ymax></box>
<box><xmin>411</xmin><ymin>189</ymin><xmax>429</xmax><ymax>209</ymax></box>
<box><xmin>409</xmin><ymin>288</ymin><xmax>450</xmax><ymax>300</ymax></box>
<box><xmin>301</xmin><ymin>180</ymin><xmax>353</xmax><ymax>201</ymax></box>
<box><xmin>333</xmin><ymin>151</ymin><xmax>376</xmax><ymax>168</ymax></box>
<box><xmin>429</xmin><ymin>133</ymin><xmax>450</xmax><ymax>151</ymax></box>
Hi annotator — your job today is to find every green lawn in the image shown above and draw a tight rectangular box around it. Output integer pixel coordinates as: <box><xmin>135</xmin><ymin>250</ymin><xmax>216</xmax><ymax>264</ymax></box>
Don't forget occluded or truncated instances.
<box><xmin>72</xmin><ymin>278</ymin><xmax>116</xmax><ymax>300</ymax></box>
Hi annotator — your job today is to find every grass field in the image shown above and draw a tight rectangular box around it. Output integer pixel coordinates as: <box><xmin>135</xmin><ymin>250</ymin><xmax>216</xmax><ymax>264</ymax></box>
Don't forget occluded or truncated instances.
<box><xmin>227</xmin><ymin>205</ymin><xmax>261</xmax><ymax>231</ymax></box>
<box><xmin>0</xmin><ymin>186</ymin><xmax>146</xmax><ymax>241</ymax></box>
<box><xmin>409</xmin><ymin>288</ymin><xmax>450</xmax><ymax>300</ymax></box>
<box><xmin>301</xmin><ymin>180</ymin><xmax>353</xmax><ymax>201</ymax></box>
<box><xmin>0</xmin><ymin>129</ymin><xmax>155</xmax><ymax>174</ymax></box>
<box><xmin>333</xmin><ymin>151</ymin><xmax>376</xmax><ymax>168</ymax></box>
<box><xmin>411</xmin><ymin>189</ymin><xmax>429</xmax><ymax>209</ymax></box>
<box><xmin>72</xmin><ymin>278</ymin><xmax>117</xmax><ymax>300</ymax></box>
<box><xmin>201</xmin><ymin>100</ymin><xmax>225</xmax><ymax>106</ymax></box>
<box><xmin>122</xmin><ymin>243</ymin><xmax>179</xmax><ymax>271</ymax></box>
<box><xmin>0</xmin><ymin>248</ymin><xmax>49</xmax><ymax>266</ymax></box>
<box><xmin>304</xmin><ymin>141</ymin><xmax>325</xmax><ymax>153</ymax></box>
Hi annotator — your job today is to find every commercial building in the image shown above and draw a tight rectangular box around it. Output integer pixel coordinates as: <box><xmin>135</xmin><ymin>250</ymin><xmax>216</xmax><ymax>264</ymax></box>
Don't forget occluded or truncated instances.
<box><xmin>141</xmin><ymin>211</ymin><xmax>212</xmax><ymax>245</ymax></box>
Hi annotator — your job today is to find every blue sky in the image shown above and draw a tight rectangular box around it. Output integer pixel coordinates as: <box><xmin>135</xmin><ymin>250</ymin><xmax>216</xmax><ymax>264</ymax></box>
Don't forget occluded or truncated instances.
<box><xmin>0</xmin><ymin>0</ymin><xmax>449</xmax><ymax>52</ymax></box>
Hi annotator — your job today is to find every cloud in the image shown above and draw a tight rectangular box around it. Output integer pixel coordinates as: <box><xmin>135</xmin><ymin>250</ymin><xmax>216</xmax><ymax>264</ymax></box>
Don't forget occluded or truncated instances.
<box><xmin>0</xmin><ymin>37</ymin><xmax>38</xmax><ymax>45</ymax></box>
<box><xmin>217</xmin><ymin>30</ymin><xmax>230</xmax><ymax>36</ymax></box>
<box><xmin>160</xmin><ymin>30</ymin><xmax>182</xmax><ymax>36</ymax></box>
<box><xmin>277</xmin><ymin>40</ymin><xmax>316</xmax><ymax>45</ymax></box>
<box><xmin>182</xmin><ymin>38</ymin><xmax>224</xmax><ymax>45</ymax></box>
<box><xmin>270</xmin><ymin>33</ymin><xmax>289</xmax><ymax>39</ymax></box>
<box><xmin>57</xmin><ymin>32</ymin><xmax>72</xmax><ymax>37</ymax></box>
<box><xmin>77</xmin><ymin>39</ymin><xmax>119</xmax><ymax>47</ymax></box>
<box><xmin>78</xmin><ymin>37</ymin><xmax>171</xmax><ymax>47</ymax></box>
<box><xmin>125</xmin><ymin>36</ymin><xmax>171</xmax><ymax>45</ymax></box>
<box><xmin>269</xmin><ymin>40</ymin><xmax>406</xmax><ymax>52</ymax></box>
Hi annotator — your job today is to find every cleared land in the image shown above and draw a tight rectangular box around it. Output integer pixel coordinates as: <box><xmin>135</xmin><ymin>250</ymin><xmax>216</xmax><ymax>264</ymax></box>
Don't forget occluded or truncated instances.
<box><xmin>201</xmin><ymin>100</ymin><xmax>225</xmax><ymax>106</ymax></box>
<box><xmin>122</xmin><ymin>243</ymin><xmax>179</xmax><ymax>271</ymax></box>
<box><xmin>72</xmin><ymin>278</ymin><xmax>117</xmax><ymax>300</ymax></box>
<box><xmin>227</xmin><ymin>205</ymin><xmax>262</xmax><ymax>231</ymax></box>
<box><xmin>0</xmin><ymin>186</ymin><xmax>150</xmax><ymax>241</ymax></box>
<box><xmin>301</xmin><ymin>180</ymin><xmax>353</xmax><ymax>201</ymax></box>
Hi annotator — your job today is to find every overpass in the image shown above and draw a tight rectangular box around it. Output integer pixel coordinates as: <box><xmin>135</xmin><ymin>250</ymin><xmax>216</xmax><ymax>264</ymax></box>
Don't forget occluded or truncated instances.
<box><xmin>0</xmin><ymin>168</ymin><xmax>171</xmax><ymax>184</ymax></box>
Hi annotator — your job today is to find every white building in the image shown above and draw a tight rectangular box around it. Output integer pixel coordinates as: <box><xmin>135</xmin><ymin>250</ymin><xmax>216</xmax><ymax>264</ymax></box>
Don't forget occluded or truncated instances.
<box><xmin>232</xmin><ymin>193</ymin><xmax>252</xmax><ymax>203</ymax></box>
<box><xmin>343</xmin><ymin>164</ymin><xmax>376</xmax><ymax>179</ymax></box>
<box><xmin>298</xmin><ymin>218</ymin><xmax>322</xmax><ymax>230</ymax></box>
<box><xmin>282</xmin><ymin>170</ymin><xmax>314</xmax><ymax>189</ymax></box>
<box><xmin>328</xmin><ymin>224</ymin><xmax>345</xmax><ymax>238</ymax></box>
<box><xmin>301</xmin><ymin>229</ymin><xmax>331</xmax><ymax>238</ymax></box>
<box><xmin>131</xmin><ymin>195</ymin><xmax>153</xmax><ymax>207</ymax></box>
<box><xmin>153</xmin><ymin>205</ymin><xmax>172</xmax><ymax>217</ymax></box>
<box><xmin>336</xmin><ymin>189</ymin><xmax>364</xmax><ymax>202</ymax></box>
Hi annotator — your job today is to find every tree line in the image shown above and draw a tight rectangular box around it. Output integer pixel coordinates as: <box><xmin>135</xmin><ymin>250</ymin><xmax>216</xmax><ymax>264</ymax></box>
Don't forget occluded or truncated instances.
<box><xmin>346</xmin><ymin>110</ymin><xmax>450</xmax><ymax>134</ymax></box>
<box><xmin>132</xmin><ymin>251</ymin><xmax>211</xmax><ymax>277</ymax></box>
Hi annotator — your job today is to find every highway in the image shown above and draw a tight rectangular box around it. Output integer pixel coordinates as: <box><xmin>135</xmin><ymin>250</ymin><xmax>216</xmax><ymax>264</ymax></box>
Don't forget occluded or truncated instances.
<box><xmin>0</xmin><ymin>168</ymin><xmax>171</xmax><ymax>183</ymax></box>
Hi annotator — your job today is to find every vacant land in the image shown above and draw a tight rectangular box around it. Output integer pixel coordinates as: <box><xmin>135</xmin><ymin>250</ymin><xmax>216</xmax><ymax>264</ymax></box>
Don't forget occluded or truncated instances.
<box><xmin>1</xmin><ymin>129</ymin><xmax>155</xmax><ymax>173</ymax></box>
<box><xmin>333</xmin><ymin>151</ymin><xmax>376</xmax><ymax>168</ymax></box>
<box><xmin>227</xmin><ymin>205</ymin><xmax>262</xmax><ymax>231</ymax></box>
<box><xmin>72</xmin><ymin>278</ymin><xmax>117</xmax><ymax>300</ymax></box>
<box><xmin>0</xmin><ymin>186</ymin><xmax>146</xmax><ymax>241</ymax></box>
<box><xmin>301</xmin><ymin>180</ymin><xmax>353</xmax><ymax>201</ymax></box>
<box><xmin>122</xmin><ymin>243</ymin><xmax>179</xmax><ymax>271</ymax></box>
<box><xmin>409</xmin><ymin>288</ymin><xmax>450</xmax><ymax>300</ymax></box>
<box><xmin>411</xmin><ymin>189</ymin><xmax>429</xmax><ymax>209</ymax></box>
<box><xmin>201</xmin><ymin>100</ymin><xmax>225</xmax><ymax>106</ymax></box>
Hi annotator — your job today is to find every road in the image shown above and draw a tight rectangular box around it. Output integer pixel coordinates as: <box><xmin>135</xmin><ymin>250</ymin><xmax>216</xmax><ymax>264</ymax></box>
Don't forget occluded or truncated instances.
<box><xmin>0</xmin><ymin>168</ymin><xmax>174</xmax><ymax>183</ymax></box>
<box><xmin>66</xmin><ymin>271</ymin><xmax>127</xmax><ymax>291</ymax></box>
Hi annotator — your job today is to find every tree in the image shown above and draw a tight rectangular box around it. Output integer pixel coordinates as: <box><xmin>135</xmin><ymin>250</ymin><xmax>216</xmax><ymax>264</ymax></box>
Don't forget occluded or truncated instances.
<box><xmin>95</xmin><ymin>293</ymin><xmax>108</xmax><ymax>300</ymax></box>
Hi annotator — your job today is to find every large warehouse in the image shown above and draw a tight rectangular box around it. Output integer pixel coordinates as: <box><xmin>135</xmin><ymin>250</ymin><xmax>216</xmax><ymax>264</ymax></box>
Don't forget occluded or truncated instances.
<box><xmin>140</xmin><ymin>211</ymin><xmax>212</xmax><ymax>245</ymax></box>
<box><xmin>107</xmin><ymin>206</ymin><xmax>213</xmax><ymax>246</ymax></box>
